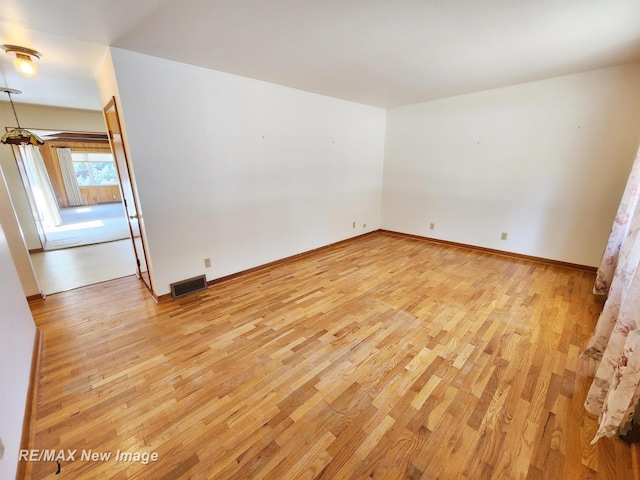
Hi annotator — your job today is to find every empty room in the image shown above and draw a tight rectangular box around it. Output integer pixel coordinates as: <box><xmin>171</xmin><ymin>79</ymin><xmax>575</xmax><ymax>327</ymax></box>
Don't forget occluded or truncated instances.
<box><xmin>2</xmin><ymin>1</ymin><xmax>640</xmax><ymax>479</ymax></box>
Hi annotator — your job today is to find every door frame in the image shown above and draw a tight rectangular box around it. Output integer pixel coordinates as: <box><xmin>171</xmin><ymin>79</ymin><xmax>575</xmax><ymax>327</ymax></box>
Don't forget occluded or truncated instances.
<box><xmin>103</xmin><ymin>97</ymin><xmax>153</xmax><ymax>293</ymax></box>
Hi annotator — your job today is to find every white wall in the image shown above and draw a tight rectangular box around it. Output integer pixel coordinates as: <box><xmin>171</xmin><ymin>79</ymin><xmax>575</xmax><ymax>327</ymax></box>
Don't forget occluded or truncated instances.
<box><xmin>108</xmin><ymin>48</ymin><xmax>386</xmax><ymax>296</ymax></box>
<box><xmin>0</xmin><ymin>210</ymin><xmax>37</xmax><ymax>480</ymax></box>
<box><xmin>97</xmin><ymin>49</ymin><xmax>158</xmax><ymax>292</ymax></box>
<box><xmin>382</xmin><ymin>63</ymin><xmax>640</xmax><ymax>266</ymax></box>
<box><xmin>0</xmin><ymin>168</ymin><xmax>39</xmax><ymax>297</ymax></box>
<box><xmin>0</xmin><ymin>104</ymin><xmax>108</xmax><ymax>296</ymax></box>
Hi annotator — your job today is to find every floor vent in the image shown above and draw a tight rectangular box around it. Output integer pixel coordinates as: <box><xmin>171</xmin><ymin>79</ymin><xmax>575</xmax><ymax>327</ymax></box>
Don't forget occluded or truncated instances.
<box><xmin>170</xmin><ymin>274</ymin><xmax>207</xmax><ymax>299</ymax></box>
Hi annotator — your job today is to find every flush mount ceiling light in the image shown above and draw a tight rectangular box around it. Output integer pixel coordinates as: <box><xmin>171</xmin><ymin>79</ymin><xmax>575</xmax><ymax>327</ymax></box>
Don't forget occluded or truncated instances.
<box><xmin>2</xmin><ymin>44</ymin><xmax>41</xmax><ymax>78</ymax></box>
<box><xmin>0</xmin><ymin>87</ymin><xmax>44</xmax><ymax>145</ymax></box>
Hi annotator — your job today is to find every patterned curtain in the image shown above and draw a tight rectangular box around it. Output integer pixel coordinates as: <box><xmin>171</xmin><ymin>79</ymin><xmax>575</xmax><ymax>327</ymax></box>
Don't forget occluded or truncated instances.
<box><xmin>593</xmin><ymin>150</ymin><xmax>640</xmax><ymax>294</ymax></box>
<box><xmin>582</xmin><ymin>146</ymin><xmax>640</xmax><ymax>442</ymax></box>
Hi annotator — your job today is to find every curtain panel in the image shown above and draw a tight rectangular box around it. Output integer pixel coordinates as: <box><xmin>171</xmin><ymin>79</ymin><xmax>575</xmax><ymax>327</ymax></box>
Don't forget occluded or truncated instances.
<box><xmin>593</xmin><ymin>151</ymin><xmax>640</xmax><ymax>295</ymax></box>
<box><xmin>57</xmin><ymin>147</ymin><xmax>84</xmax><ymax>207</ymax></box>
<box><xmin>582</xmin><ymin>146</ymin><xmax>640</xmax><ymax>442</ymax></box>
<box><xmin>20</xmin><ymin>145</ymin><xmax>61</xmax><ymax>228</ymax></box>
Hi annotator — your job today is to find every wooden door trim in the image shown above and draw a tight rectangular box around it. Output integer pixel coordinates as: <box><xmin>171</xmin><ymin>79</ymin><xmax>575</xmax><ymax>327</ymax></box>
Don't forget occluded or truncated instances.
<box><xmin>103</xmin><ymin>96</ymin><xmax>153</xmax><ymax>294</ymax></box>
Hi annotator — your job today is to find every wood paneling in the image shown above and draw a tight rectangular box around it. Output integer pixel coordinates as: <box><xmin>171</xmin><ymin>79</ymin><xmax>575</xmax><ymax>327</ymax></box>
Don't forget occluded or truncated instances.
<box><xmin>27</xmin><ymin>232</ymin><xmax>632</xmax><ymax>479</ymax></box>
<box><xmin>44</xmin><ymin>140</ymin><xmax>112</xmax><ymax>153</ymax></box>
<box><xmin>37</xmin><ymin>140</ymin><xmax>113</xmax><ymax>207</ymax></box>
<box><xmin>79</xmin><ymin>185</ymin><xmax>121</xmax><ymax>205</ymax></box>
<box><xmin>38</xmin><ymin>144</ymin><xmax>67</xmax><ymax>207</ymax></box>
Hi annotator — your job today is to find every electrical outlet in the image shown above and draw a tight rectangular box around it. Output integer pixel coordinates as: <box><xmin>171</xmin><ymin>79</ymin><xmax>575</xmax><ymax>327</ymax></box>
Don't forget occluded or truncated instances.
<box><xmin>352</xmin><ymin>221</ymin><xmax>356</xmax><ymax>228</ymax></box>
<box><xmin>429</xmin><ymin>222</ymin><xmax>435</xmax><ymax>230</ymax></box>
<box><xmin>362</xmin><ymin>223</ymin><xmax>366</xmax><ymax>228</ymax></box>
<box><xmin>501</xmin><ymin>232</ymin><xmax>508</xmax><ymax>241</ymax></box>
<box><xmin>204</xmin><ymin>258</ymin><xmax>211</xmax><ymax>268</ymax></box>
<box><xmin>0</xmin><ymin>436</ymin><xmax>5</xmax><ymax>460</ymax></box>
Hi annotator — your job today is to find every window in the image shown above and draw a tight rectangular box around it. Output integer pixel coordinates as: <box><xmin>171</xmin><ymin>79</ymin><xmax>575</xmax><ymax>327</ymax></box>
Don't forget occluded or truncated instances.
<box><xmin>71</xmin><ymin>152</ymin><xmax>118</xmax><ymax>186</ymax></box>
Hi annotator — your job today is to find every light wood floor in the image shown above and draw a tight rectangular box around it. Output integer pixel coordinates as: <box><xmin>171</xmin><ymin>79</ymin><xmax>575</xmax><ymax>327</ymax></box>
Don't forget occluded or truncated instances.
<box><xmin>28</xmin><ymin>232</ymin><xmax>633</xmax><ymax>479</ymax></box>
<box><xmin>31</xmin><ymin>239</ymin><xmax>136</xmax><ymax>295</ymax></box>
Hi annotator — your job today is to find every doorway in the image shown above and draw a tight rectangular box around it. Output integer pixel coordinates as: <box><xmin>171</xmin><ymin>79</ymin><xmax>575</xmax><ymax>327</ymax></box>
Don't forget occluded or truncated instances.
<box><xmin>11</xmin><ymin>129</ymin><xmax>138</xmax><ymax>294</ymax></box>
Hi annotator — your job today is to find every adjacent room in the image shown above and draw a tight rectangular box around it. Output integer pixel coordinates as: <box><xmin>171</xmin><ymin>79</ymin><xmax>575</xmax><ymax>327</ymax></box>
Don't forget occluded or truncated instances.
<box><xmin>10</xmin><ymin>128</ymin><xmax>136</xmax><ymax>294</ymax></box>
<box><xmin>2</xmin><ymin>1</ymin><xmax>640</xmax><ymax>479</ymax></box>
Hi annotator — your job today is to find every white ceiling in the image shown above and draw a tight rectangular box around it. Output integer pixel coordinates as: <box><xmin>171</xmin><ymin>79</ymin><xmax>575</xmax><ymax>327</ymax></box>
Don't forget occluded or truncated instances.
<box><xmin>0</xmin><ymin>0</ymin><xmax>640</xmax><ymax>111</ymax></box>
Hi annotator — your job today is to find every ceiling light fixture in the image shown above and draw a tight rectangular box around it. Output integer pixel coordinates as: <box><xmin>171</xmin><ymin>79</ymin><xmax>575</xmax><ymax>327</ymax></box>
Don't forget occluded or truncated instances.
<box><xmin>0</xmin><ymin>87</ymin><xmax>44</xmax><ymax>145</ymax></box>
<box><xmin>2</xmin><ymin>44</ymin><xmax>41</xmax><ymax>78</ymax></box>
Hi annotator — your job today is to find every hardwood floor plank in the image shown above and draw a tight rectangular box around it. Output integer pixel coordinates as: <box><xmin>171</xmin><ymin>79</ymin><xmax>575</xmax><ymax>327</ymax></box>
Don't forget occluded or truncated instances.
<box><xmin>27</xmin><ymin>232</ymin><xmax>632</xmax><ymax>479</ymax></box>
